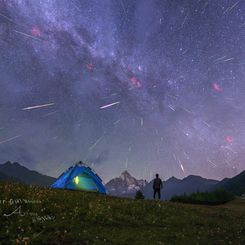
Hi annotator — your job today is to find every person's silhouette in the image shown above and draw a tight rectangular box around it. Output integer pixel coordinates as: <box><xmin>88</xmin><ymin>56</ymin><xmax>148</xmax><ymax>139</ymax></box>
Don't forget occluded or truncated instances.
<box><xmin>153</xmin><ymin>174</ymin><xmax>163</xmax><ymax>200</ymax></box>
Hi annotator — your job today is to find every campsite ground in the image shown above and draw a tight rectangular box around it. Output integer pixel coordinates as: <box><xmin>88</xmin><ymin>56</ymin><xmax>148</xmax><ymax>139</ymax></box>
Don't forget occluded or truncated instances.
<box><xmin>0</xmin><ymin>182</ymin><xmax>244</xmax><ymax>244</ymax></box>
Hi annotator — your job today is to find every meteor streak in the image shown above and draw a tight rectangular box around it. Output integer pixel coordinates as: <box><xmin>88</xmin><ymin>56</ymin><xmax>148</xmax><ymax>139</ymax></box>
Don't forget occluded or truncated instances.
<box><xmin>22</xmin><ymin>103</ymin><xmax>55</xmax><ymax>111</ymax></box>
<box><xmin>113</xmin><ymin>119</ymin><xmax>121</xmax><ymax>125</ymax></box>
<box><xmin>42</xmin><ymin>110</ymin><xmax>59</xmax><ymax>118</ymax></box>
<box><xmin>168</xmin><ymin>105</ymin><xmax>175</xmax><ymax>111</ymax></box>
<box><xmin>140</xmin><ymin>117</ymin><xmax>144</xmax><ymax>126</ymax></box>
<box><xmin>14</xmin><ymin>30</ymin><xmax>42</xmax><ymax>41</ymax></box>
<box><xmin>178</xmin><ymin>159</ymin><xmax>185</xmax><ymax>173</ymax></box>
<box><xmin>100</xmin><ymin>101</ymin><xmax>120</xmax><ymax>109</ymax></box>
<box><xmin>0</xmin><ymin>135</ymin><xmax>22</xmax><ymax>145</ymax></box>
<box><xmin>88</xmin><ymin>135</ymin><xmax>104</xmax><ymax>151</ymax></box>
<box><xmin>207</xmin><ymin>159</ymin><xmax>217</xmax><ymax>167</ymax></box>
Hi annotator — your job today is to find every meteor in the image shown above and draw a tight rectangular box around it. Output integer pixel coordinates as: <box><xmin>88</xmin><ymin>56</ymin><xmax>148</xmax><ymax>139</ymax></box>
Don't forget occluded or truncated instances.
<box><xmin>140</xmin><ymin>117</ymin><xmax>144</xmax><ymax>126</ymax></box>
<box><xmin>42</xmin><ymin>110</ymin><xmax>59</xmax><ymax>118</ymax></box>
<box><xmin>22</xmin><ymin>103</ymin><xmax>55</xmax><ymax>111</ymax></box>
<box><xmin>14</xmin><ymin>30</ymin><xmax>42</xmax><ymax>41</ymax></box>
<box><xmin>0</xmin><ymin>135</ymin><xmax>22</xmax><ymax>145</ymax></box>
<box><xmin>88</xmin><ymin>135</ymin><xmax>104</xmax><ymax>151</ymax></box>
<box><xmin>100</xmin><ymin>101</ymin><xmax>120</xmax><ymax>109</ymax></box>
<box><xmin>178</xmin><ymin>159</ymin><xmax>185</xmax><ymax>173</ymax></box>
<box><xmin>113</xmin><ymin>119</ymin><xmax>121</xmax><ymax>125</ymax></box>
<box><xmin>168</xmin><ymin>105</ymin><xmax>175</xmax><ymax>111</ymax></box>
<box><xmin>207</xmin><ymin>159</ymin><xmax>217</xmax><ymax>167</ymax></box>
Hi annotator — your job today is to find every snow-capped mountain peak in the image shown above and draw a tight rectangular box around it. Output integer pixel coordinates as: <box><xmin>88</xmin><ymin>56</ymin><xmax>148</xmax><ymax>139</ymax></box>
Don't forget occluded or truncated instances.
<box><xmin>105</xmin><ymin>171</ymin><xmax>148</xmax><ymax>197</ymax></box>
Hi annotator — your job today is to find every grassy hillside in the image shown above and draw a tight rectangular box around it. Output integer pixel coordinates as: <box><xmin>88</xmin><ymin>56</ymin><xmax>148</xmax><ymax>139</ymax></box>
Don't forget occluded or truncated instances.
<box><xmin>171</xmin><ymin>189</ymin><xmax>235</xmax><ymax>205</ymax></box>
<box><xmin>0</xmin><ymin>182</ymin><xmax>244</xmax><ymax>244</ymax></box>
<box><xmin>0</xmin><ymin>171</ymin><xmax>22</xmax><ymax>183</ymax></box>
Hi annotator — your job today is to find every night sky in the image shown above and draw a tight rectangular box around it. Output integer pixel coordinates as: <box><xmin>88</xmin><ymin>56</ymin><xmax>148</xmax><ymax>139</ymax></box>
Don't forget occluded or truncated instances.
<box><xmin>0</xmin><ymin>0</ymin><xmax>244</xmax><ymax>182</ymax></box>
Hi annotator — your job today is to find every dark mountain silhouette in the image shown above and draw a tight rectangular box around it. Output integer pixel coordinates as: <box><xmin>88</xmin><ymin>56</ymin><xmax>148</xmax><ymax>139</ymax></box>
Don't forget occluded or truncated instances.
<box><xmin>0</xmin><ymin>161</ymin><xmax>55</xmax><ymax>186</ymax></box>
<box><xmin>143</xmin><ymin>175</ymin><xmax>218</xmax><ymax>200</ymax></box>
<box><xmin>0</xmin><ymin>170</ymin><xmax>22</xmax><ymax>183</ymax></box>
<box><xmin>105</xmin><ymin>171</ymin><xmax>148</xmax><ymax>197</ymax></box>
<box><xmin>213</xmin><ymin>170</ymin><xmax>245</xmax><ymax>196</ymax></box>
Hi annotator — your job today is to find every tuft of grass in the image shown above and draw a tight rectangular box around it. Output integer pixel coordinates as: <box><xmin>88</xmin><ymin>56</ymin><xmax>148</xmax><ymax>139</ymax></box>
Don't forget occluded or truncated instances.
<box><xmin>171</xmin><ymin>189</ymin><xmax>235</xmax><ymax>205</ymax></box>
<box><xmin>0</xmin><ymin>182</ymin><xmax>244</xmax><ymax>244</ymax></box>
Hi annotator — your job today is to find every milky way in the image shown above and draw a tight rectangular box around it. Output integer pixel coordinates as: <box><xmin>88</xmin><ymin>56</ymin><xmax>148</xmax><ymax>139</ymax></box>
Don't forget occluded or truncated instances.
<box><xmin>0</xmin><ymin>0</ymin><xmax>244</xmax><ymax>182</ymax></box>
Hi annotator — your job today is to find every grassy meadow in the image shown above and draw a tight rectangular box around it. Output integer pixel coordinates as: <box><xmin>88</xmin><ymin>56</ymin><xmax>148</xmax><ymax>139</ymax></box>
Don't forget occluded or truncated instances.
<box><xmin>0</xmin><ymin>182</ymin><xmax>244</xmax><ymax>244</ymax></box>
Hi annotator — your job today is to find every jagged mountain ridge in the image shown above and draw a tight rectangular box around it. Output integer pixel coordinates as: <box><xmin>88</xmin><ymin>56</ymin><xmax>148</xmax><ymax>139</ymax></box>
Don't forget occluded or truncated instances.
<box><xmin>105</xmin><ymin>170</ymin><xmax>148</xmax><ymax>197</ymax></box>
<box><xmin>106</xmin><ymin>172</ymin><xmax>219</xmax><ymax>200</ymax></box>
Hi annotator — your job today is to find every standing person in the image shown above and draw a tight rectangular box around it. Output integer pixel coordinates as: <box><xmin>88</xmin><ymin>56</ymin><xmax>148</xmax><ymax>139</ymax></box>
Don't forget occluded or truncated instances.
<box><xmin>153</xmin><ymin>174</ymin><xmax>163</xmax><ymax>200</ymax></box>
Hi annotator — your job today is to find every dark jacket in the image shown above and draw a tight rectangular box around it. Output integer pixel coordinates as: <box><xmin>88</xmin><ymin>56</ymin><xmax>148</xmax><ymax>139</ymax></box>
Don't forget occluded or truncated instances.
<box><xmin>153</xmin><ymin>178</ymin><xmax>163</xmax><ymax>189</ymax></box>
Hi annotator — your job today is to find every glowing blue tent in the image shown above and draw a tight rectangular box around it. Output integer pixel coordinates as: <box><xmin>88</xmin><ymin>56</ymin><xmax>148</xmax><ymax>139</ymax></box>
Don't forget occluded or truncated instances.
<box><xmin>51</xmin><ymin>161</ymin><xmax>106</xmax><ymax>194</ymax></box>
